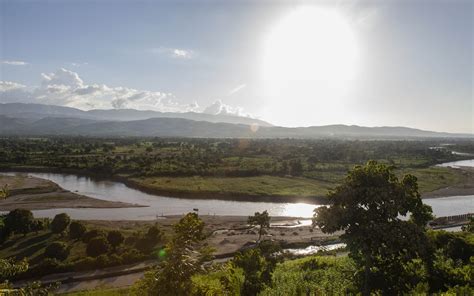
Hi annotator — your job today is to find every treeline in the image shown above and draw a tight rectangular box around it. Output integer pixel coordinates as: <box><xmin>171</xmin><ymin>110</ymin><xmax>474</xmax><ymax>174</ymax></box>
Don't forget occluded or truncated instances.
<box><xmin>0</xmin><ymin>137</ymin><xmax>468</xmax><ymax>178</ymax></box>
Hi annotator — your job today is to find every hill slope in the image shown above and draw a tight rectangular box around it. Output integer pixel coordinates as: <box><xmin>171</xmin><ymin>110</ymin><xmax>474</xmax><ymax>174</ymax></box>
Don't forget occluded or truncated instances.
<box><xmin>0</xmin><ymin>115</ymin><xmax>471</xmax><ymax>138</ymax></box>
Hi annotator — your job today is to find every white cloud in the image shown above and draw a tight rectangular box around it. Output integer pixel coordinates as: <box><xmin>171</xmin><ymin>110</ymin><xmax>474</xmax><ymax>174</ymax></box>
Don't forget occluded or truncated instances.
<box><xmin>69</xmin><ymin>62</ymin><xmax>89</xmax><ymax>67</ymax></box>
<box><xmin>0</xmin><ymin>69</ymin><xmax>249</xmax><ymax>117</ymax></box>
<box><xmin>2</xmin><ymin>60</ymin><xmax>29</xmax><ymax>66</ymax></box>
<box><xmin>171</xmin><ymin>49</ymin><xmax>194</xmax><ymax>59</ymax></box>
<box><xmin>203</xmin><ymin>100</ymin><xmax>249</xmax><ymax>117</ymax></box>
<box><xmin>0</xmin><ymin>68</ymin><xmax>192</xmax><ymax>112</ymax></box>
<box><xmin>0</xmin><ymin>81</ymin><xmax>26</xmax><ymax>92</ymax></box>
<box><xmin>228</xmin><ymin>84</ymin><xmax>247</xmax><ymax>96</ymax></box>
<box><xmin>0</xmin><ymin>81</ymin><xmax>32</xmax><ymax>103</ymax></box>
<box><xmin>151</xmin><ymin>47</ymin><xmax>196</xmax><ymax>59</ymax></box>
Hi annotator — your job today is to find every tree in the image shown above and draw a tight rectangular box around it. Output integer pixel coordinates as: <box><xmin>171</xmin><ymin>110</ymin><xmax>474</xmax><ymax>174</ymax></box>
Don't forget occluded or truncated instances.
<box><xmin>51</xmin><ymin>213</ymin><xmax>71</xmax><ymax>234</ymax></box>
<box><xmin>233</xmin><ymin>248</ymin><xmax>267</xmax><ymax>296</ymax></box>
<box><xmin>289</xmin><ymin>159</ymin><xmax>303</xmax><ymax>176</ymax></box>
<box><xmin>31</xmin><ymin>220</ymin><xmax>45</xmax><ymax>234</ymax></box>
<box><xmin>248</xmin><ymin>211</ymin><xmax>270</xmax><ymax>242</ymax></box>
<box><xmin>44</xmin><ymin>242</ymin><xmax>69</xmax><ymax>261</ymax></box>
<box><xmin>313</xmin><ymin>161</ymin><xmax>433</xmax><ymax>295</ymax></box>
<box><xmin>107</xmin><ymin>230</ymin><xmax>124</xmax><ymax>250</ymax></box>
<box><xmin>146</xmin><ymin>225</ymin><xmax>162</xmax><ymax>243</ymax></box>
<box><xmin>86</xmin><ymin>236</ymin><xmax>110</xmax><ymax>257</ymax></box>
<box><xmin>136</xmin><ymin>212</ymin><xmax>206</xmax><ymax>296</ymax></box>
<box><xmin>69</xmin><ymin>221</ymin><xmax>86</xmax><ymax>240</ymax></box>
<box><xmin>4</xmin><ymin>209</ymin><xmax>34</xmax><ymax>236</ymax></box>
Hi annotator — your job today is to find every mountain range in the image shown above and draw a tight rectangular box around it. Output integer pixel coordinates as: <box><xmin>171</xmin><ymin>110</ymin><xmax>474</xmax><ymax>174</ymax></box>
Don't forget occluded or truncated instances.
<box><xmin>0</xmin><ymin>103</ymin><xmax>471</xmax><ymax>139</ymax></box>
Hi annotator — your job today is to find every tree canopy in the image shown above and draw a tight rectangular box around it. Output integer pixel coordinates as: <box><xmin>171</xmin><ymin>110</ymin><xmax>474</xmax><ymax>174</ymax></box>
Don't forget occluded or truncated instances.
<box><xmin>313</xmin><ymin>161</ymin><xmax>433</xmax><ymax>295</ymax></box>
<box><xmin>248</xmin><ymin>211</ymin><xmax>270</xmax><ymax>242</ymax></box>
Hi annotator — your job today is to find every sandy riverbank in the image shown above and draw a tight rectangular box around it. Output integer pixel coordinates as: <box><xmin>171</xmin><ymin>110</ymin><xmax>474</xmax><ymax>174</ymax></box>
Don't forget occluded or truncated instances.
<box><xmin>0</xmin><ymin>175</ymin><xmax>143</xmax><ymax>211</ymax></box>
<box><xmin>83</xmin><ymin>215</ymin><xmax>342</xmax><ymax>257</ymax></box>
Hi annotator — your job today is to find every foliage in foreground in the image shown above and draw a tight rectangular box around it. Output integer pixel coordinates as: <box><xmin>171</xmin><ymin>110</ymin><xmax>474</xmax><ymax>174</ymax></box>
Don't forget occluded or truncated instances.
<box><xmin>134</xmin><ymin>212</ymin><xmax>208</xmax><ymax>296</ymax></box>
<box><xmin>314</xmin><ymin>161</ymin><xmax>433</xmax><ymax>295</ymax></box>
<box><xmin>260</xmin><ymin>255</ymin><xmax>356</xmax><ymax>295</ymax></box>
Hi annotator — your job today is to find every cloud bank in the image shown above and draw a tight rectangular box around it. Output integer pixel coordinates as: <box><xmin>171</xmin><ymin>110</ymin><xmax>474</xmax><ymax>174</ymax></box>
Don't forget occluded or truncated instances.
<box><xmin>0</xmin><ymin>68</ymin><xmax>247</xmax><ymax>117</ymax></box>
<box><xmin>203</xmin><ymin>100</ymin><xmax>249</xmax><ymax>117</ymax></box>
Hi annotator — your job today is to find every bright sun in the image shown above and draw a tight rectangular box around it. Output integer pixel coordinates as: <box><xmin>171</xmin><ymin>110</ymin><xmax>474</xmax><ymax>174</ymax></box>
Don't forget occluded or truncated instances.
<box><xmin>262</xmin><ymin>7</ymin><xmax>358</xmax><ymax>126</ymax></box>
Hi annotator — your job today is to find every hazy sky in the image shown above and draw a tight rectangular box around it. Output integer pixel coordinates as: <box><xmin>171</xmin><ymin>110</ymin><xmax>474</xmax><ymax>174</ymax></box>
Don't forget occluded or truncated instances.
<box><xmin>0</xmin><ymin>0</ymin><xmax>472</xmax><ymax>133</ymax></box>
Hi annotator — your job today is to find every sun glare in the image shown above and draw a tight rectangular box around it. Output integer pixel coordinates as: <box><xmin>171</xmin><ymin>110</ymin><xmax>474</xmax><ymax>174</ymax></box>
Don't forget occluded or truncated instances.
<box><xmin>262</xmin><ymin>7</ymin><xmax>358</xmax><ymax>126</ymax></box>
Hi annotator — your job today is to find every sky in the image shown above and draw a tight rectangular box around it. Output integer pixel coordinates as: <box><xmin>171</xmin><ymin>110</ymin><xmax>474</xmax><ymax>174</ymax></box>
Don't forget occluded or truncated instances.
<box><xmin>0</xmin><ymin>0</ymin><xmax>472</xmax><ymax>133</ymax></box>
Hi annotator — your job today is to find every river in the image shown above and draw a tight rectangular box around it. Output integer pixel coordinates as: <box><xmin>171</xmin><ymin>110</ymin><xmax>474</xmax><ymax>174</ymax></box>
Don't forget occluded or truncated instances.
<box><xmin>1</xmin><ymin>159</ymin><xmax>473</xmax><ymax>220</ymax></box>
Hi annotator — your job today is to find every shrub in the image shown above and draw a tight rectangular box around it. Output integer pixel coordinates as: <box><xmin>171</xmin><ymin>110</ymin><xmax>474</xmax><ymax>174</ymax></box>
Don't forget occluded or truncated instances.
<box><xmin>95</xmin><ymin>254</ymin><xmax>110</xmax><ymax>267</ymax></box>
<box><xmin>44</xmin><ymin>242</ymin><xmax>69</xmax><ymax>261</ymax></box>
<box><xmin>4</xmin><ymin>209</ymin><xmax>34</xmax><ymax>236</ymax></box>
<box><xmin>51</xmin><ymin>213</ymin><xmax>71</xmax><ymax>234</ymax></box>
<box><xmin>86</xmin><ymin>236</ymin><xmax>110</xmax><ymax>257</ymax></box>
<box><xmin>121</xmin><ymin>249</ymin><xmax>144</xmax><ymax>264</ymax></box>
<box><xmin>31</xmin><ymin>220</ymin><xmax>45</xmax><ymax>233</ymax></box>
<box><xmin>82</xmin><ymin>229</ymin><xmax>105</xmax><ymax>243</ymax></box>
<box><xmin>107</xmin><ymin>230</ymin><xmax>124</xmax><ymax>250</ymax></box>
<box><xmin>146</xmin><ymin>225</ymin><xmax>163</xmax><ymax>243</ymax></box>
<box><xmin>73</xmin><ymin>257</ymin><xmax>96</xmax><ymax>271</ymax></box>
<box><xmin>135</xmin><ymin>237</ymin><xmax>155</xmax><ymax>253</ymax></box>
<box><xmin>108</xmin><ymin>254</ymin><xmax>123</xmax><ymax>266</ymax></box>
<box><xmin>69</xmin><ymin>221</ymin><xmax>86</xmax><ymax>240</ymax></box>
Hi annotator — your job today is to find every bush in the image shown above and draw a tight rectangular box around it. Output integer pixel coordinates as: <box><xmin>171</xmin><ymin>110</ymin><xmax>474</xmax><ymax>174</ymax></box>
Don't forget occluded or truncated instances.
<box><xmin>44</xmin><ymin>242</ymin><xmax>69</xmax><ymax>261</ymax></box>
<box><xmin>86</xmin><ymin>236</ymin><xmax>110</xmax><ymax>257</ymax></box>
<box><xmin>82</xmin><ymin>229</ymin><xmax>106</xmax><ymax>243</ymax></box>
<box><xmin>4</xmin><ymin>209</ymin><xmax>34</xmax><ymax>236</ymax></box>
<box><xmin>73</xmin><ymin>257</ymin><xmax>96</xmax><ymax>271</ymax></box>
<box><xmin>27</xmin><ymin>258</ymin><xmax>64</xmax><ymax>277</ymax></box>
<box><xmin>108</xmin><ymin>254</ymin><xmax>123</xmax><ymax>266</ymax></box>
<box><xmin>96</xmin><ymin>254</ymin><xmax>110</xmax><ymax>267</ymax></box>
<box><xmin>51</xmin><ymin>213</ymin><xmax>71</xmax><ymax>234</ymax></box>
<box><xmin>107</xmin><ymin>230</ymin><xmax>124</xmax><ymax>250</ymax></box>
<box><xmin>121</xmin><ymin>249</ymin><xmax>145</xmax><ymax>264</ymax></box>
<box><xmin>146</xmin><ymin>225</ymin><xmax>163</xmax><ymax>243</ymax></box>
<box><xmin>135</xmin><ymin>237</ymin><xmax>156</xmax><ymax>254</ymax></box>
<box><xmin>31</xmin><ymin>220</ymin><xmax>45</xmax><ymax>233</ymax></box>
<box><xmin>69</xmin><ymin>221</ymin><xmax>86</xmax><ymax>240</ymax></box>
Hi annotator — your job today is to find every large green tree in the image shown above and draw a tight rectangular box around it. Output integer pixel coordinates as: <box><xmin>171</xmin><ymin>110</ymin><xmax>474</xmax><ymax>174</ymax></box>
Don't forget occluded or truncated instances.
<box><xmin>313</xmin><ymin>161</ymin><xmax>433</xmax><ymax>295</ymax></box>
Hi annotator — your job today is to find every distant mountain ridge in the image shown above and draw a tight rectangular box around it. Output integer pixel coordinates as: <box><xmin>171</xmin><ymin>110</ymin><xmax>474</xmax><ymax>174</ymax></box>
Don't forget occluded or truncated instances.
<box><xmin>0</xmin><ymin>117</ymin><xmax>471</xmax><ymax>139</ymax></box>
<box><xmin>0</xmin><ymin>103</ymin><xmax>272</xmax><ymax>127</ymax></box>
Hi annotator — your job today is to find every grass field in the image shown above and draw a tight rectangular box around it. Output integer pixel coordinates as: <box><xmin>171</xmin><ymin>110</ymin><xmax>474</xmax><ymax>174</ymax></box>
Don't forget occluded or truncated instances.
<box><xmin>131</xmin><ymin>166</ymin><xmax>471</xmax><ymax>199</ymax></box>
<box><xmin>131</xmin><ymin>175</ymin><xmax>334</xmax><ymax>198</ymax></box>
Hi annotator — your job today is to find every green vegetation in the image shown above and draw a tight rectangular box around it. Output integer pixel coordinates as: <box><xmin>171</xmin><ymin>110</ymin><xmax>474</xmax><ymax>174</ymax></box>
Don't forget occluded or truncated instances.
<box><xmin>1</xmin><ymin>137</ymin><xmax>472</xmax><ymax>200</ymax></box>
<box><xmin>0</xmin><ymin>210</ymin><xmax>165</xmax><ymax>283</ymax></box>
<box><xmin>314</xmin><ymin>161</ymin><xmax>433</xmax><ymax>294</ymax></box>
<box><xmin>132</xmin><ymin>162</ymin><xmax>472</xmax><ymax>295</ymax></box>
<box><xmin>63</xmin><ymin>288</ymin><xmax>132</xmax><ymax>296</ymax></box>
<box><xmin>135</xmin><ymin>212</ymin><xmax>208</xmax><ymax>295</ymax></box>
<box><xmin>51</xmin><ymin>213</ymin><xmax>71</xmax><ymax>234</ymax></box>
<box><xmin>0</xmin><ymin>184</ymin><xmax>9</xmax><ymax>199</ymax></box>
<box><xmin>1</xmin><ymin>138</ymin><xmax>473</xmax><ymax>294</ymax></box>
<box><xmin>247</xmin><ymin>211</ymin><xmax>270</xmax><ymax>241</ymax></box>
